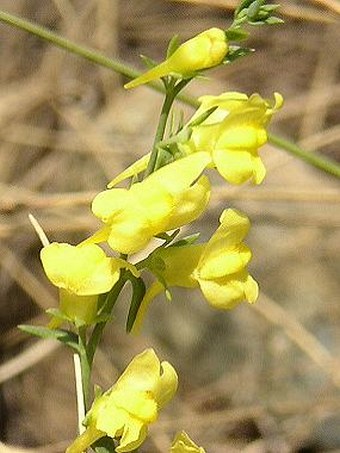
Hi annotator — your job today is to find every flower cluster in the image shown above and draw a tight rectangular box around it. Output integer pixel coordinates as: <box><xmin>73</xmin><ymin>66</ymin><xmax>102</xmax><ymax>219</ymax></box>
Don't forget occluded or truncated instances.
<box><xmin>66</xmin><ymin>349</ymin><xmax>178</xmax><ymax>452</ymax></box>
<box><xmin>35</xmin><ymin>23</ymin><xmax>283</xmax><ymax>453</ymax></box>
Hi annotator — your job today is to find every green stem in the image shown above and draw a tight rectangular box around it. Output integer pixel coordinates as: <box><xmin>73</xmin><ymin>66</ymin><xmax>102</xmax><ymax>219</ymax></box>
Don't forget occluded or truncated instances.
<box><xmin>268</xmin><ymin>133</ymin><xmax>340</xmax><ymax>179</ymax></box>
<box><xmin>78</xmin><ymin>326</ymin><xmax>91</xmax><ymax>411</ymax></box>
<box><xmin>145</xmin><ymin>79</ymin><xmax>192</xmax><ymax>177</ymax></box>
<box><xmin>88</xmin><ymin>275</ymin><xmax>127</xmax><ymax>365</ymax></box>
<box><xmin>145</xmin><ymin>89</ymin><xmax>176</xmax><ymax>177</ymax></box>
<box><xmin>1</xmin><ymin>9</ymin><xmax>339</xmax><ymax>179</ymax></box>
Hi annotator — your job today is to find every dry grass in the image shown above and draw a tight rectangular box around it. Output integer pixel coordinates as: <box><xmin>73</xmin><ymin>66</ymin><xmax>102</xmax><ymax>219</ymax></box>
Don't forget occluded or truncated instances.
<box><xmin>0</xmin><ymin>1</ymin><xmax>340</xmax><ymax>452</ymax></box>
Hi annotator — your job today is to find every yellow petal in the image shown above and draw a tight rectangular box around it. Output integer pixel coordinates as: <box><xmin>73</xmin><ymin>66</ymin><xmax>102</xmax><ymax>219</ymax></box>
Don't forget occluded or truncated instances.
<box><xmin>107</xmin><ymin>153</ymin><xmax>150</xmax><ymax>188</ymax></box>
<box><xmin>198</xmin><ymin>270</ymin><xmax>258</xmax><ymax>309</ymax></box>
<box><xmin>154</xmin><ymin>361</ymin><xmax>179</xmax><ymax>409</ymax></box>
<box><xmin>40</xmin><ymin>243</ymin><xmax>119</xmax><ymax>296</ymax></box>
<box><xmin>166</xmin><ymin>175</ymin><xmax>211</xmax><ymax>230</ymax></box>
<box><xmin>92</xmin><ymin>188</ymin><xmax>130</xmax><ymax>224</ymax></box>
<box><xmin>116</xmin><ymin>422</ymin><xmax>148</xmax><ymax>453</ymax></box>
<box><xmin>217</xmin><ymin>125</ymin><xmax>267</xmax><ymax>150</ymax></box>
<box><xmin>213</xmin><ymin>148</ymin><xmax>256</xmax><ymax>184</ymax></box>
<box><xmin>202</xmin><ymin>208</ymin><xmax>250</xmax><ymax>256</ymax></box>
<box><xmin>198</xmin><ymin>243</ymin><xmax>252</xmax><ymax>280</ymax></box>
<box><xmin>142</xmin><ymin>152</ymin><xmax>211</xmax><ymax>195</ymax></box>
<box><xmin>157</xmin><ymin>244</ymin><xmax>204</xmax><ymax>287</ymax></box>
<box><xmin>171</xmin><ymin>431</ymin><xmax>206</xmax><ymax>453</ymax></box>
<box><xmin>243</xmin><ymin>273</ymin><xmax>259</xmax><ymax>304</ymax></box>
<box><xmin>59</xmin><ymin>290</ymin><xmax>99</xmax><ymax>325</ymax></box>
<box><xmin>125</xmin><ymin>28</ymin><xmax>228</xmax><ymax>89</ymax></box>
<box><xmin>252</xmin><ymin>153</ymin><xmax>266</xmax><ymax>184</ymax></box>
<box><xmin>112</xmin><ymin>389</ymin><xmax>158</xmax><ymax>422</ymax></box>
<box><xmin>115</xmin><ymin>349</ymin><xmax>161</xmax><ymax>393</ymax></box>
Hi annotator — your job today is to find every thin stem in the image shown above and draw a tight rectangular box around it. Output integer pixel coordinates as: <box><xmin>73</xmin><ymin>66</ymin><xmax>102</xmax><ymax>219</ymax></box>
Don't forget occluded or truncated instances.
<box><xmin>78</xmin><ymin>326</ymin><xmax>91</xmax><ymax>411</ymax></box>
<box><xmin>73</xmin><ymin>353</ymin><xmax>86</xmax><ymax>435</ymax></box>
<box><xmin>1</xmin><ymin>9</ymin><xmax>339</xmax><ymax>179</ymax></box>
<box><xmin>145</xmin><ymin>79</ymin><xmax>192</xmax><ymax>177</ymax></box>
<box><xmin>88</xmin><ymin>275</ymin><xmax>127</xmax><ymax>365</ymax></box>
<box><xmin>145</xmin><ymin>89</ymin><xmax>177</xmax><ymax>177</ymax></box>
<box><xmin>268</xmin><ymin>133</ymin><xmax>340</xmax><ymax>179</ymax></box>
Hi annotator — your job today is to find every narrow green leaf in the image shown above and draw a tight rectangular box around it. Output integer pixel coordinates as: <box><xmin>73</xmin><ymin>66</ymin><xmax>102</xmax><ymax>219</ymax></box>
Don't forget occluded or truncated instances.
<box><xmin>225</xmin><ymin>27</ymin><xmax>250</xmax><ymax>42</ymax></box>
<box><xmin>171</xmin><ymin>232</ymin><xmax>200</xmax><ymax>247</ymax></box>
<box><xmin>18</xmin><ymin>325</ymin><xmax>80</xmax><ymax>351</ymax></box>
<box><xmin>166</xmin><ymin>34</ymin><xmax>180</xmax><ymax>58</ymax></box>
<box><xmin>140</xmin><ymin>54</ymin><xmax>158</xmax><ymax>69</ymax></box>
<box><xmin>126</xmin><ymin>276</ymin><xmax>146</xmax><ymax>333</ymax></box>
<box><xmin>265</xmin><ymin>16</ymin><xmax>284</xmax><ymax>24</ymax></box>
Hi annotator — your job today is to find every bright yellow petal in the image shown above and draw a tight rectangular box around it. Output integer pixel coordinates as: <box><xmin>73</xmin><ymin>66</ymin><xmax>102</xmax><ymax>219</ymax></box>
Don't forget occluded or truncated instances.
<box><xmin>243</xmin><ymin>273</ymin><xmax>259</xmax><ymax>304</ymax></box>
<box><xmin>142</xmin><ymin>152</ymin><xmax>211</xmax><ymax>195</ymax></box>
<box><xmin>166</xmin><ymin>175</ymin><xmax>211</xmax><ymax>230</ymax></box>
<box><xmin>112</xmin><ymin>389</ymin><xmax>158</xmax><ymax>422</ymax></box>
<box><xmin>116</xmin><ymin>421</ymin><xmax>148</xmax><ymax>453</ymax></box>
<box><xmin>154</xmin><ymin>361</ymin><xmax>179</xmax><ymax>409</ymax></box>
<box><xmin>197</xmin><ymin>243</ymin><xmax>252</xmax><ymax>279</ymax></box>
<box><xmin>106</xmin><ymin>213</ymin><xmax>156</xmax><ymax>255</ymax></box>
<box><xmin>157</xmin><ymin>244</ymin><xmax>204</xmax><ymax>287</ymax></box>
<box><xmin>213</xmin><ymin>148</ymin><xmax>255</xmax><ymax>184</ymax></box>
<box><xmin>107</xmin><ymin>153</ymin><xmax>150</xmax><ymax>188</ymax></box>
<box><xmin>40</xmin><ymin>243</ymin><xmax>119</xmax><ymax>295</ymax></box>
<box><xmin>125</xmin><ymin>28</ymin><xmax>228</xmax><ymax>89</ymax></box>
<box><xmin>202</xmin><ymin>208</ymin><xmax>250</xmax><ymax>256</ymax></box>
<box><xmin>171</xmin><ymin>431</ymin><xmax>206</xmax><ymax>453</ymax></box>
<box><xmin>59</xmin><ymin>290</ymin><xmax>99</xmax><ymax>325</ymax></box>
<box><xmin>217</xmin><ymin>125</ymin><xmax>267</xmax><ymax>150</ymax></box>
<box><xmin>95</xmin><ymin>402</ymin><xmax>126</xmax><ymax>438</ymax></box>
<box><xmin>252</xmin><ymin>153</ymin><xmax>266</xmax><ymax>184</ymax></box>
<box><xmin>92</xmin><ymin>188</ymin><xmax>130</xmax><ymax>224</ymax></box>
<box><xmin>115</xmin><ymin>349</ymin><xmax>161</xmax><ymax>393</ymax></box>
<box><xmin>198</xmin><ymin>270</ymin><xmax>258</xmax><ymax>309</ymax></box>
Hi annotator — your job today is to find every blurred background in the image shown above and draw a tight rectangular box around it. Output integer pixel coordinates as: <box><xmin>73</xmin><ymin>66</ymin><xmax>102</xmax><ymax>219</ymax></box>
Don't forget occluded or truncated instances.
<box><xmin>0</xmin><ymin>1</ymin><xmax>340</xmax><ymax>452</ymax></box>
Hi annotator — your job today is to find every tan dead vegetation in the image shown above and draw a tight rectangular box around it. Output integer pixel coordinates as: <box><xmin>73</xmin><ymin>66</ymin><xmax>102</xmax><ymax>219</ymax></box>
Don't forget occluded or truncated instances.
<box><xmin>0</xmin><ymin>1</ymin><xmax>339</xmax><ymax>451</ymax></box>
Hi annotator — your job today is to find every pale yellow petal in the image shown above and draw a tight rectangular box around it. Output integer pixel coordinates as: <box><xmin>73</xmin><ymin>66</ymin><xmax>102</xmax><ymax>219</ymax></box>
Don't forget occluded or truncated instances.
<box><xmin>59</xmin><ymin>290</ymin><xmax>98</xmax><ymax>325</ymax></box>
<box><xmin>166</xmin><ymin>175</ymin><xmax>211</xmax><ymax>230</ymax></box>
<box><xmin>202</xmin><ymin>208</ymin><xmax>250</xmax><ymax>256</ymax></box>
<box><xmin>198</xmin><ymin>243</ymin><xmax>252</xmax><ymax>279</ymax></box>
<box><xmin>243</xmin><ymin>273</ymin><xmax>259</xmax><ymax>304</ymax></box>
<box><xmin>154</xmin><ymin>361</ymin><xmax>178</xmax><ymax>409</ymax></box>
<box><xmin>40</xmin><ymin>243</ymin><xmax>119</xmax><ymax>295</ymax></box>
<box><xmin>217</xmin><ymin>125</ymin><xmax>267</xmax><ymax>150</ymax></box>
<box><xmin>92</xmin><ymin>188</ymin><xmax>130</xmax><ymax>224</ymax></box>
<box><xmin>142</xmin><ymin>152</ymin><xmax>211</xmax><ymax>195</ymax></box>
<box><xmin>213</xmin><ymin>148</ymin><xmax>255</xmax><ymax>184</ymax></box>
<box><xmin>171</xmin><ymin>431</ymin><xmax>206</xmax><ymax>453</ymax></box>
<box><xmin>116</xmin><ymin>421</ymin><xmax>148</xmax><ymax>453</ymax></box>
<box><xmin>157</xmin><ymin>244</ymin><xmax>204</xmax><ymax>287</ymax></box>
<box><xmin>198</xmin><ymin>270</ymin><xmax>257</xmax><ymax>309</ymax></box>
<box><xmin>115</xmin><ymin>349</ymin><xmax>161</xmax><ymax>393</ymax></box>
<box><xmin>107</xmin><ymin>153</ymin><xmax>150</xmax><ymax>188</ymax></box>
<box><xmin>252</xmin><ymin>153</ymin><xmax>266</xmax><ymax>184</ymax></box>
<box><xmin>112</xmin><ymin>389</ymin><xmax>158</xmax><ymax>421</ymax></box>
<box><xmin>106</xmin><ymin>214</ymin><xmax>155</xmax><ymax>255</ymax></box>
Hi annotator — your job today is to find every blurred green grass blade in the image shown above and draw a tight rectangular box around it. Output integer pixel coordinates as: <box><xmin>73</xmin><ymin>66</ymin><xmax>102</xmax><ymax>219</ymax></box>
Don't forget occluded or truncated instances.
<box><xmin>0</xmin><ymin>9</ymin><xmax>339</xmax><ymax>179</ymax></box>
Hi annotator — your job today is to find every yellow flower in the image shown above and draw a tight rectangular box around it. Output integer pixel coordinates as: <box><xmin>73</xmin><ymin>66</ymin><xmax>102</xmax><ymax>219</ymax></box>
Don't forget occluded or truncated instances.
<box><xmin>133</xmin><ymin>209</ymin><xmax>258</xmax><ymax>331</ymax></box>
<box><xmin>89</xmin><ymin>152</ymin><xmax>211</xmax><ymax>254</ymax></box>
<box><xmin>125</xmin><ymin>28</ymin><xmax>228</xmax><ymax>89</ymax></box>
<box><xmin>182</xmin><ymin>92</ymin><xmax>283</xmax><ymax>184</ymax></box>
<box><xmin>193</xmin><ymin>208</ymin><xmax>259</xmax><ymax>309</ymax></box>
<box><xmin>40</xmin><ymin>242</ymin><xmax>128</xmax><ymax>325</ymax></box>
<box><xmin>171</xmin><ymin>431</ymin><xmax>206</xmax><ymax>453</ymax></box>
<box><xmin>66</xmin><ymin>349</ymin><xmax>178</xmax><ymax>453</ymax></box>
